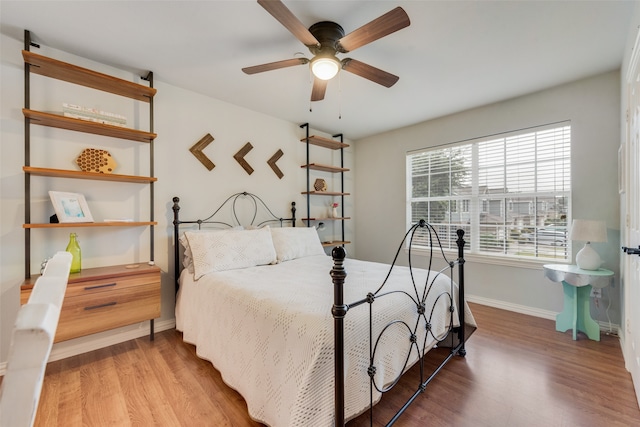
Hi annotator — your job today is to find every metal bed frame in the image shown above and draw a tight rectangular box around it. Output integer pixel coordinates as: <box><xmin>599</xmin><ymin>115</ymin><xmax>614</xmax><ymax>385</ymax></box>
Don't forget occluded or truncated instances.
<box><xmin>172</xmin><ymin>193</ymin><xmax>469</xmax><ymax>426</ymax></box>
<box><xmin>331</xmin><ymin>220</ymin><xmax>468</xmax><ymax>426</ymax></box>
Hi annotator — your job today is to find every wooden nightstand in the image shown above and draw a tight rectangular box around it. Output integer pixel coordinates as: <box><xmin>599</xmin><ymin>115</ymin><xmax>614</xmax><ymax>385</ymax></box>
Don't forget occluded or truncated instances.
<box><xmin>20</xmin><ymin>263</ymin><xmax>161</xmax><ymax>342</ymax></box>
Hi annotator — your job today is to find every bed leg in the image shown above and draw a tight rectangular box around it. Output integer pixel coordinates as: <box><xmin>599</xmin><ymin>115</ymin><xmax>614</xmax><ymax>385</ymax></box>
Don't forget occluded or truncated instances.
<box><xmin>331</xmin><ymin>246</ymin><xmax>348</xmax><ymax>427</ymax></box>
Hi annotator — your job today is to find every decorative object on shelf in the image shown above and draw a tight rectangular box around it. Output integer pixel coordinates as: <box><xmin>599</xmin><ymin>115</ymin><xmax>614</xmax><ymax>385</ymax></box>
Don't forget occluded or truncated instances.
<box><xmin>569</xmin><ymin>219</ymin><xmax>607</xmax><ymax>270</ymax></box>
<box><xmin>65</xmin><ymin>232</ymin><xmax>82</xmax><ymax>273</ymax></box>
<box><xmin>234</xmin><ymin>142</ymin><xmax>255</xmax><ymax>175</ymax></box>
<box><xmin>48</xmin><ymin>191</ymin><xmax>94</xmax><ymax>223</ymax></box>
<box><xmin>267</xmin><ymin>149</ymin><xmax>284</xmax><ymax>179</ymax></box>
<box><xmin>189</xmin><ymin>133</ymin><xmax>216</xmax><ymax>171</ymax></box>
<box><xmin>332</xmin><ymin>202</ymin><xmax>339</xmax><ymax>218</ymax></box>
<box><xmin>63</xmin><ymin>103</ymin><xmax>126</xmax><ymax>127</ymax></box>
<box><xmin>75</xmin><ymin>148</ymin><xmax>117</xmax><ymax>173</ymax></box>
<box><xmin>314</xmin><ymin>178</ymin><xmax>327</xmax><ymax>192</ymax></box>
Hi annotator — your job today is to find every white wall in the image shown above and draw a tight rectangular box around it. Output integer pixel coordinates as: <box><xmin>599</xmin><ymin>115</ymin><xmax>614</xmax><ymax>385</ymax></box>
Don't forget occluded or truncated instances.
<box><xmin>354</xmin><ymin>71</ymin><xmax>621</xmax><ymax>324</ymax></box>
<box><xmin>0</xmin><ymin>33</ymin><xmax>355</xmax><ymax>364</ymax></box>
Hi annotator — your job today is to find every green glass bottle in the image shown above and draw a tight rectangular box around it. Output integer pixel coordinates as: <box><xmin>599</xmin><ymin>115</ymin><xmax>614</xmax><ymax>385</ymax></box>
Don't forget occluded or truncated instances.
<box><xmin>66</xmin><ymin>232</ymin><xmax>81</xmax><ymax>273</ymax></box>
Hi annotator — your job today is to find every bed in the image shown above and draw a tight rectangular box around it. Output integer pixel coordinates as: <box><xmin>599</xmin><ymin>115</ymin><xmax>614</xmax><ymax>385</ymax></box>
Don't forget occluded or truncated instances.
<box><xmin>172</xmin><ymin>192</ymin><xmax>476</xmax><ymax>426</ymax></box>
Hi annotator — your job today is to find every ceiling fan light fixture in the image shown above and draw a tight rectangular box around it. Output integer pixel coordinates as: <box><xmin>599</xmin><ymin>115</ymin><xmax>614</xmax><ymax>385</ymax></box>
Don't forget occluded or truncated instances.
<box><xmin>311</xmin><ymin>56</ymin><xmax>340</xmax><ymax>80</ymax></box>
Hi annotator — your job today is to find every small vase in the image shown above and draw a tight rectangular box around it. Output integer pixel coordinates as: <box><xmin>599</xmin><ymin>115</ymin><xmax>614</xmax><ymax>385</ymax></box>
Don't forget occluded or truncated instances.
<box><xmin>66</xmin><ymin>232</ymin><xmax>82</xmax><ymax>273</ymax></box>
<box><xmin>332</xmin><ymin>207</ymin><xmax>338</xmax><ymax>218</ymax></box>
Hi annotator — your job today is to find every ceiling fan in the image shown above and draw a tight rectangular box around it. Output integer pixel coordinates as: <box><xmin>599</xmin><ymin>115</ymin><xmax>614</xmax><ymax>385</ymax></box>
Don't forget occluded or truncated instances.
<box><xmin>242</xmin><ymin>0</ymin><xmax>411</xmax><ymax>101</ymax></box>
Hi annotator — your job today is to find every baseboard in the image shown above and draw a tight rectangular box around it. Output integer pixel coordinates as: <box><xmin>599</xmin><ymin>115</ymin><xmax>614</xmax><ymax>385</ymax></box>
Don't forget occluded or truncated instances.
<box><xmin>466</xmin><ymin>294</ymin><xmax>621</xmax><ymax>334</ymax></box>
<box><xmin>0</xmin><ymin>318</ymin><xmax>176</xmax><ymax>376</ymax></box>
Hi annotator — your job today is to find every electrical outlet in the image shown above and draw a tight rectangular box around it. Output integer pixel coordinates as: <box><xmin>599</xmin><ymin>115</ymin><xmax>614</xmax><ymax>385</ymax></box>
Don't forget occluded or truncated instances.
<box><xmin>590</xmin><ymin>287</ymin><xmax>602</xmax><ymax>298</ymax></box>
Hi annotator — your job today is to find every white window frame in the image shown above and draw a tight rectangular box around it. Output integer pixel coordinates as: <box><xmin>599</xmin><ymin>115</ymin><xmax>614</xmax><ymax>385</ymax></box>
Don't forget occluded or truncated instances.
<box><xmin>406</xmin><ymin>122</ymin><xmax>572</xmax><ymax>267</ymax></box>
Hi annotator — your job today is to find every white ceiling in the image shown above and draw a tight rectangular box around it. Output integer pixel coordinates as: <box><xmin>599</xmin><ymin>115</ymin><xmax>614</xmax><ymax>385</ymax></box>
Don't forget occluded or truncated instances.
<box><xmin>0</xmin><ymin>1</ymin><xmax>634</xmax><ymax>140</ymax></box>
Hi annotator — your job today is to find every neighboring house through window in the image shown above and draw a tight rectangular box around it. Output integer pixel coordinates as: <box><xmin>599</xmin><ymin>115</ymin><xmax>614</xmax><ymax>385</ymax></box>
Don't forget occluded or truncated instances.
<box><xmin>407</xmin><ymin>122</ymin><xmax>571</xmax><ymax>262</ymax></box>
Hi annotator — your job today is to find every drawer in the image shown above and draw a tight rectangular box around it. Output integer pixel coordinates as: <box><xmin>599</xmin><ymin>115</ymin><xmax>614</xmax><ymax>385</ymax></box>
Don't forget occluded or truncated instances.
<box><xmin>64</xmin><ymin>271</ymin><xmax>159</xmax><ymax>298</ymax></box>
<box><xmin>20</xmin><ymin>263</ymin><xmax>161</xmax><ymax>342</ymax></box>
<box><xmin>54</xmin><ymin>281</ymin><xmax>160</xmax><ymax>342</ymax></box>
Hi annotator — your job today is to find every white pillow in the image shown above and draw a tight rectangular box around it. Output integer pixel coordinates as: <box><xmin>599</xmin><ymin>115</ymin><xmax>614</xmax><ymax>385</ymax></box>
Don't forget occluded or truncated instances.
<box><xmin>179</xmin><ymin>227</ymin><xmax>243</xmax><ymax>274</ymax></box>
<box><xmin>270</xmin><ymin>227</ymin><xmax>325</xmax><ymax>262</ymax></box>
<box><xmin>185</xmin><ymin>227</ymin><xmax>276</xmax><ymax>280</ymax></box>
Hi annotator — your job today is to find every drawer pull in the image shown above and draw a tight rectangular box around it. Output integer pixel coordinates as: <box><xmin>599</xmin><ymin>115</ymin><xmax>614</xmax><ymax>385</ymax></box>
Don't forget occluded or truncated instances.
<box><xmin>84</xmin><ymin>282</ymin><xmax>117</xmax><ymax>291</ymax></box>
<box><xmin>84</xmin><ymin>301</ymin><xmax>117</xmax><ymax>311</ymax></box>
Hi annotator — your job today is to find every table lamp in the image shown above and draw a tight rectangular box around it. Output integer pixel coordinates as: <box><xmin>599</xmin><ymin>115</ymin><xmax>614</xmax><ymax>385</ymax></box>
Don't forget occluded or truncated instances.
<box><xmin>569</xmin><ymin>219</ymin><xmax>607</xmax><ymax>270</ymax></box>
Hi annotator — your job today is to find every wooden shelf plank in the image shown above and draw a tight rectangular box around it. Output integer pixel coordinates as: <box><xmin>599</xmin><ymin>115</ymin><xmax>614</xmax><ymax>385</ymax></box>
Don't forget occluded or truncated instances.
<box><xmin>301</xmin><ymin>135</ymin><xmax>349</xmax><ymax>150</ymax></box>
<box><xmin>23</xmin><ymin>109</ymin><xmax>157</xmax><ymax>143</ymax></box>
<box><xmin>24</xmin><ymin>166</ymin><xmax>157</xmax><ymax>183</ymax></box>
<box><xmin>301</xmin><ymin>163</ymin><xmax>350</xmax><ymax>173</ymax></box>
<box><xmin>24</xmin><ymin>221</ymin><xmax>157</xmax><ymax>229</ymax></box>
<box><xmin>23</xmin><ymin>50</ymin><xmax>156</xmax><ymax>102</ymax></box>
<box><xmin>301</xmin><ymin>191</ymin><xmax>350</xmax><ymax>196</ymax></box>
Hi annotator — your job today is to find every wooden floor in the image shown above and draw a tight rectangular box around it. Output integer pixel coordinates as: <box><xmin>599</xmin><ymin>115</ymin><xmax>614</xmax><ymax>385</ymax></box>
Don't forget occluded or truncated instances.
<box><xmin>14</xmin><ymin>303</ymin><xmax>640</xmax><ymax>426</ymax></box>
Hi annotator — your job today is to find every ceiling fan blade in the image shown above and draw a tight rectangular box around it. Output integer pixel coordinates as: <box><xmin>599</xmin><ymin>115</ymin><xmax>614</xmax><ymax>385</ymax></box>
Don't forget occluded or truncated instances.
<box><xmin>341</xmin><ymin>58</ymin><xmax>399</xmax><ymax>88</ymax></box>
<box><xmin>311</xmin><ymin>77</ymin><xmax>328</xmax><ymax>101</ymax></box>
<box><xmin>257</xmin><ymin>0</ymin><xmax>320</xmax><ymax>47</ymax></box>
<box><xmin>337</xmin><ymin>7</ymin><xmax>410</xmax><ymax>53</ymax></box>
<box><xmin>242</xmin><ymin>58</ymin><xmax>308</xmax><ymax>74</ymax></box>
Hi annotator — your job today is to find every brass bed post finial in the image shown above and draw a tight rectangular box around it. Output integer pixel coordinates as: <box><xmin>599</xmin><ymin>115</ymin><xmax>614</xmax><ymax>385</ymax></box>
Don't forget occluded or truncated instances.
<box><xmin>331</xmin><ymin>245</ymin><xmax>347</xmax><ymax>426</ymax></box>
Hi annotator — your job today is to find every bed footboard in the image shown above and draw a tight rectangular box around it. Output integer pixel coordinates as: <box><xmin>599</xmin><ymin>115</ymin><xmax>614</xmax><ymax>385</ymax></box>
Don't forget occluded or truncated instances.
<box><xmin>332</xmin><ymin>222</ymin><xmax>468</xmax><ymax>426</ymax></box>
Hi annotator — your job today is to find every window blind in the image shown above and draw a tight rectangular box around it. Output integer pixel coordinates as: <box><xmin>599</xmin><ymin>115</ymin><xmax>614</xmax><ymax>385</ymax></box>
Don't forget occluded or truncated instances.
<box><xmin>407</xmin><ymin>123</ymin><xmax>571</xmax><ymax>261</ymax></box>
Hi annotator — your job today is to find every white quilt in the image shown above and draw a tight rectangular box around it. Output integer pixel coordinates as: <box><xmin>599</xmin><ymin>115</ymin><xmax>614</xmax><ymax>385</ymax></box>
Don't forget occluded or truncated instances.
<box><xmin>176</xmin><ymin>254</ymin><xmax>475</xmax><ymax>426</ymax></box>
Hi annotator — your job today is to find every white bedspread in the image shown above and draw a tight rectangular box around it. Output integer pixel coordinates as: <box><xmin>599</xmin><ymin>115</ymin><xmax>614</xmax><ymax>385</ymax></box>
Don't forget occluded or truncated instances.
<box><xmin>176</xmin><ymin>254</ymin><xmax>475</xmax><ymax>426</ymax></box>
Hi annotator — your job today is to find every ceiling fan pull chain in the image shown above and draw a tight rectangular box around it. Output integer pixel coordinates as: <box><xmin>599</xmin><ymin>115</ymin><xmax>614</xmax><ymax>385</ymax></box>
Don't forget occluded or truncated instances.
<box><xmin>309</xmin><ymin>68</ymin><xmax>313</xmax><ymax>112</ymax></box>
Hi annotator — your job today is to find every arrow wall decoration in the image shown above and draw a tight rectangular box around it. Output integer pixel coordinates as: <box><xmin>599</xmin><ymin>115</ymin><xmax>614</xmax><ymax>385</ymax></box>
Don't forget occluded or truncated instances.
<box><xmin>234</xmin><ymin>142</ymin><xmax>254</xmax><ymax>175</ymax></box>
<box><xmin>267</xmin><ymin>149</ymin><xmax>284</xmax><ymax>179</ymax></box>
<box><xmin>189</xmin><ymin>133</ymin><xmax>215</xmax><ymax>170</ymax></box>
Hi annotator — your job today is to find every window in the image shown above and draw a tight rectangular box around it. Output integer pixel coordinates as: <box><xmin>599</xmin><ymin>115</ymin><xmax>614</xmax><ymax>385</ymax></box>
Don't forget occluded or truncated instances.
<box><xmin>407</xmin><ymin>123</ymin><xmax>571</xmax><ymax>262</ymax></box>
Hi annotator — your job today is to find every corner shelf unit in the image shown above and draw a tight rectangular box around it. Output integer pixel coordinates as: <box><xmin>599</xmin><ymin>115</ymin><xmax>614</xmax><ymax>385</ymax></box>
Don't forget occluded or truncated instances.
<box><xmin>21</xmin><ymin>30</ymin><xmax>159</xmax><ymax>340</ymax></box>
<box><xmin>300</xmin><ymin>123</ymin><xmax>351</xmax><ymax>247</ymax></box>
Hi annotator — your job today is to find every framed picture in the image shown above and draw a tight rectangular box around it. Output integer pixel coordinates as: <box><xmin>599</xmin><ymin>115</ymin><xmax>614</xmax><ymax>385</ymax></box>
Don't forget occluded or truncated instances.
<box><xmin>48</xmin><ymin>191</ymin><xmax>94</xmax><ymax>223</ymax></box>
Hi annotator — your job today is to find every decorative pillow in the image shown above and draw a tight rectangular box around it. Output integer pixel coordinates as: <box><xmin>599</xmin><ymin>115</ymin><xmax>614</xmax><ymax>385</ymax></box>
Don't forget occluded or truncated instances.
<box><xmin>185</xmin><ymin>227</ymin><xmax>276</xmax><ymax>280</ymax></box>
<box><xmin>270</xmin><ymin>227</ymin><xmax>325</xmax><ymax>262</ymax></box>
<box><xmin>179</xmin><ymin>227</ymin><xmax>243</xmax><ymax>274</ymax></box>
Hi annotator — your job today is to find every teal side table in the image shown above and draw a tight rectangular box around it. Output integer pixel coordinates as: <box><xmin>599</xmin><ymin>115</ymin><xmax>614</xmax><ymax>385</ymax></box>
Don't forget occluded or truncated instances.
<box><xmin>543</xmin><ymin>264</ymin><xmax>614</xmax><ymax>341</ymax></box>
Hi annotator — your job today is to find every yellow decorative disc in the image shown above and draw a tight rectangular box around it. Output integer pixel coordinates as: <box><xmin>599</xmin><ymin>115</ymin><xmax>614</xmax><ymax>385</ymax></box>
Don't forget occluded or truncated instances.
<box><xmin>75</xmin><ymin>148</ymin><xmax>117</xmax><ymax>174</ymax></box>
<box><xmin>314</xmin><ymin>178</ymin><xmax>327</xmax><ymax>192</ymax></box>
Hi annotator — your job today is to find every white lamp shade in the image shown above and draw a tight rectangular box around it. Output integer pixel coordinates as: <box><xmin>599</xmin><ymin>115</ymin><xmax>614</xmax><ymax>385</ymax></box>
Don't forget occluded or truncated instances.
<box><xmin>569</xmin><ymin>219</ymin><xmax>607</xmax><ymax>243</ymax></box>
